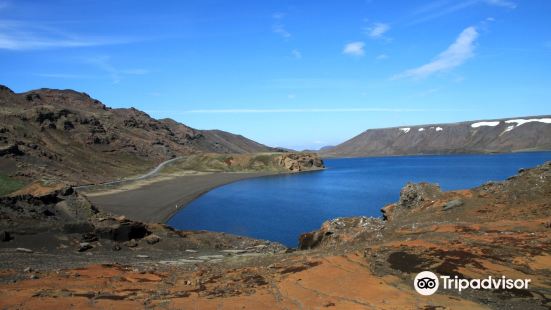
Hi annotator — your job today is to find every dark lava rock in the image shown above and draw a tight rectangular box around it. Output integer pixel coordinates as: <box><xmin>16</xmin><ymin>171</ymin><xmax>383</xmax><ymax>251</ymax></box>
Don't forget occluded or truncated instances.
<box><xmin>0</xmin><ymin>144</ymin><xmax>23</xmax><ymax>156</ymax></box>
<box><xmin>63</xmin><ymin>222</ymin><xmax>95</xmax><ymax>234</ymax></box>
<box><xmin>112</xmin><ymin>244</ymin><xmax>122</xmax><ymax>251</ymax></box>
<box><xmin>94</xmin><ymin>219</ymin><xmax>149</xmax><ymax>242</ymax></box>
<box><xmin>0</xmin><ymin>230</ymin><xmax>11</xmax><ymax>242</ymax></box>
<box><xmin>81</xmin><ymin>232</ymin><xmax>98</xmax><ymax>242</ymax></box>
<box><xmin>78</xmin><ymin>242</ymin><xmax>93</xmax><ymax>252</ymax></box>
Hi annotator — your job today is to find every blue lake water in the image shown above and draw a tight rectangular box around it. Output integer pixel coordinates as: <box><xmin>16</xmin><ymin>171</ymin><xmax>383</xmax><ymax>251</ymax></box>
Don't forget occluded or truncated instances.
<box><xmin>168</xmin><ymin>152</ymin><xmax>551</xmax><ymax>247</ymax></box>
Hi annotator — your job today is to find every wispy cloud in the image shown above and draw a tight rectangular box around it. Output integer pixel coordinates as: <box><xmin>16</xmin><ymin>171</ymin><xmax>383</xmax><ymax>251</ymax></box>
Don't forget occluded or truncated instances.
<box><xmin>272</xmin><ymin>24</ymin><xmax>290</xmax><ymax>38</ymax></box>
<box><xmin>33</xmin><ymin>73</ymin><xmax>99</xmax><ymax>79</ymax></box>
<box><xmin>343</xmin><ymin>41</ymin><xmax>365</xmax><ymax>56</ymax></box>
<box><xmin>393</xmin><ymin>26</ymin><xmax>478</xmax><ymax>79</ymax></box>
<box><xmin>272</xmin><ymin>12</ymin><xmax>291</xmax><ymax>38</ymax></box>
<box><xmin>484</xmin><ymin>0</ymin><xmax>516</xmax><ymax>9</ymax></box>
<box><xmin>365</xmin><ymin>23</ymin><xmax>390</xmax><ymax>38</ymax></box>
<box><xmin>376</xmin><ymin>53</ymin><xmax>389</xmax><ymax>60</ymax></box>
<box><xmin>147</xmin><ymin>107</ymin><xmax>466</xmax><ymax>114</ymax></box>
<box><xmin>410</xmin><ymin>0</ymin><xmax>515</xmax><ymax>25</ymax></box>
<box><xmin>83</xmin><ymin>56</ymin><xmax>148</xmax><ymax>83</ymax></box>
<box><xmin>0</xmin><ymin>19</ymin><xmax>136</xmax><ymax>50</ymax></box>
<box><xmin>291</xmin><ymin>49</ymin><xmax>302</xmax><ymax>59</ymax></box>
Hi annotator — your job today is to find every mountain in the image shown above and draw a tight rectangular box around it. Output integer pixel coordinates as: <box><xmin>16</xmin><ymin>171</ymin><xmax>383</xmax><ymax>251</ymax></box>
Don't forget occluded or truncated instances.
<box><xmin>321</xmin><ymin>116</ymin><xmax>551</xmax><ymax>158</ymax></box>
<box><xmin>0</xmin><ymin>85</ymin><xmax>276</xmax><ymax>184</ymax></box>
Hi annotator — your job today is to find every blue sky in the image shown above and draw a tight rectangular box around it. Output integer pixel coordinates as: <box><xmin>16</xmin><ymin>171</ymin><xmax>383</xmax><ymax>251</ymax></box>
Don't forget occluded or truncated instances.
<box><xmin>1</xmin><ymin>0</ymin><xmax>550</xmax><ymax>150</ymax></box>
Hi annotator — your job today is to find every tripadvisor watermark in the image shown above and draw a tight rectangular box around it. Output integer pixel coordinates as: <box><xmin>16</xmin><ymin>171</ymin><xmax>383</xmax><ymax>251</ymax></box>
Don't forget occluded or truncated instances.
<box><xmin>414</xmin><ymin>271</ymin><xmax>531</xmax><ymax>296</ymax></box>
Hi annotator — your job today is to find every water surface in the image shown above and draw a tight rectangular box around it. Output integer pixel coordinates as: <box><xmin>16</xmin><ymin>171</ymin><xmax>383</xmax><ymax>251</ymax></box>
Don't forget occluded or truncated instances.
<box><xmin>168</xmin><ymin>152</ymin><xmax>551</xmax><ymax>247</ymax></box>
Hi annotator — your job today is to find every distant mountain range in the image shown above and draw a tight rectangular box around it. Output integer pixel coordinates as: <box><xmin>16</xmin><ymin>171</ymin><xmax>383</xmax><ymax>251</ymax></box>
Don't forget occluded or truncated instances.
<box><xmin>0</xmin><ymin>85</ymin><xmax>277</xmax><ymax>184</ymax></box>
<box><xmin>320</xmin><ymin>116</ymin><xmax>551</xmax><ymax>158</ymax></box>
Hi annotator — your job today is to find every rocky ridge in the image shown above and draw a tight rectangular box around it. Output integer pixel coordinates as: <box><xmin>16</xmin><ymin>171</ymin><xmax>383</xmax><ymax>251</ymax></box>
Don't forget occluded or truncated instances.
<box><xmin>321</xmin><ymin>116</ymin><xmax>551</xmax><ymax>157</ymax></box>
<box><xmin>0</xmin><ymin>85</ymin><xmax>278</xmax><ymax>185</ymax></box>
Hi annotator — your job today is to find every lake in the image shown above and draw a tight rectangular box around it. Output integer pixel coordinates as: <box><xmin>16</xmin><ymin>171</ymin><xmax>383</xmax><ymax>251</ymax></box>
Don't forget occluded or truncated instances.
<box><xmin>168</xmin><ymin>152</ymin><xmax>551</xmax><ymax>247</ymax></box>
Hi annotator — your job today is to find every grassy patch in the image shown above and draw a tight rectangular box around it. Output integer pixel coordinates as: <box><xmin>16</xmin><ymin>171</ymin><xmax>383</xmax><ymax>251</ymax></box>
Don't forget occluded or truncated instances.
<box><xmin>0</xmin><ymin>174</ymin><xmax>26</xmax><ymax>196</ymax></box>
<box><xmin>161</xmin><ymin>153</ymin><xmax>284</xmax><ymax>174</ymax></box>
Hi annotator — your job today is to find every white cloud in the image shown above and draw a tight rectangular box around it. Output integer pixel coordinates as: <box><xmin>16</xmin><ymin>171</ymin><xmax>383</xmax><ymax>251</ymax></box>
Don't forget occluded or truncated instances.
<box><xmin>0</xmin><ymin>34</ymin><xmax>132</xmax><ymax>50</ymax></box>
<box><xmin>376</xmin><ymin>53</ymin><xmax>388</xmax><ymax>60</ymax></box>
<box><xmin>291</xmin><ymin>49</ymin><xmax>302</xmax><ymax>59</ymax></box>
<box><xmin>410</xmin><ymin>0</ymin><xmax>515</xmax><ymax>25</ymax></box>
<box><xmin>0</xmin><ymin>19</ymin><xmax>135</xmax><ymax>50</ymax></box>
<box><xmin>343</xmin><ymin>41</ymin><xmax>365</xmax><ymax>56</ymax></box>
<box><xmin>394</xmin><ymin>26</ymin><xmax>478</xmax><ymax>79</ymax></box>
<box><xmin>484</xmin><ymin>0</ymin><xmax>516</xmax><ymax>9</ymax></box>
<box><xmin>272</xmin><ymin>24</ymin><xmax>290</xmax><ymax>38</ymax></box>
<box><xmin>272</xmin><ymin>12</ymin><xmax>291</xmax><ymax>38</ymax></box>
<box><xmin>365</xmin><ymin>23</ymin><xmax>390</xmax><ymax>38</ymax></box>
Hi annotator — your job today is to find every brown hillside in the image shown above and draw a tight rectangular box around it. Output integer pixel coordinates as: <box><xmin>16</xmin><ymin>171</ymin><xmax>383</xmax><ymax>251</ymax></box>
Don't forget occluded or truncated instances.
<box><xmin>0</xmin><ymin>85</ymin><xmax>276</xmax><ymax>185</ymax></box>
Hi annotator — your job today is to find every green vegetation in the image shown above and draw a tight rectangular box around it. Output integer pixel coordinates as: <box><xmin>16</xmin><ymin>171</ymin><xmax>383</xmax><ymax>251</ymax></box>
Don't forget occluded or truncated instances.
<box><xmin>0</xmin><ymin>174</ymin><xmax>26</xmax><ymax>196</ymax></box>
<box><xmin>160</xmin><ymin>153</ymin><xmax>285</xmax><ymax>174</ymax></box>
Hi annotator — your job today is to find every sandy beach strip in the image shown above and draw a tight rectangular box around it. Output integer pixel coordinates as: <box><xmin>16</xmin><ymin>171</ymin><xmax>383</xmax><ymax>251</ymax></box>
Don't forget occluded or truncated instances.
<box><xmin>81</xmin><ymin>172</ymin><xmax>274</xmax><ymax>223</ymax></box>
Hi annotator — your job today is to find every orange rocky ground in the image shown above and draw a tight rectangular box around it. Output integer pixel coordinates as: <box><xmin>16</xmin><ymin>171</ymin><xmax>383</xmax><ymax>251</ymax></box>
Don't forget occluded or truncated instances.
<box><xmin>1</xmin><ymin>162</ymin><xmax>550</xmax><ymax>309</ymax></box>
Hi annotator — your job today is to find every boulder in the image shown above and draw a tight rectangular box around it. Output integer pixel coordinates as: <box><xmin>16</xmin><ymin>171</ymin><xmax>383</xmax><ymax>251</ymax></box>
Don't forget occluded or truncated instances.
<box><xmin>125</xmin><ymin>239</ymin><xmax>138</xmax><ymax>248</ymax></box>
<box><xmin>0</xmin><ymin>144</ymin><xmax>23</xmax><ymax>156</ymax></box>
<box><xmin>0</xmin><ymin>231</ymin><xmax>11</xmax><ymax>242</ymax></box>
<box><xmin>299</xmin><ymin>217</ymin><xmax>384</xmax><ymax>250</ymax></box>
<box><xmin>144</xmin><ymin>234</ymin><xmax>161</xmax><ymax>244</ymax></box>
<box><xmin>78</xmin><ymin>242</ymin><xmax>93</xmax><ymax>252</ymax></box>
<box><xmin>382</xmin><ymin>182</ymin><xmax>441</xmax><ymax>221</ymax></box>
<box><xmin>443</xmin><ymin>199</ymin><xmax>464</xmax><ymax>211</ymax></box>
<box><xmin>94</xmin><ymin>218</ymin><xmax>149</xmax><ymax>241</ymax></box>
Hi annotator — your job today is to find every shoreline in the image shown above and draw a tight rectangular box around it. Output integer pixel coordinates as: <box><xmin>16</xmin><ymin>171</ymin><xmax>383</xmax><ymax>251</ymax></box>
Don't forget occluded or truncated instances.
<box><xmin>80</xmin><ymin>171</ymin><xmax>279</xmax><ymax>223</ymax></box>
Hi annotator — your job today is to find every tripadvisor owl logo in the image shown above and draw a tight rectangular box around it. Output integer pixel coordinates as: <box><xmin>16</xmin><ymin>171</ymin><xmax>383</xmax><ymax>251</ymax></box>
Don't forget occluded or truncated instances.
<box><xmin>414</xmin><ymin>271</ymin><xmax>439</xmax><ymax>296</ymax></box>
<box><xmin>413</xmin><ymin>271</ymin><xmax>532</xmax><ymax>296</ymax></box>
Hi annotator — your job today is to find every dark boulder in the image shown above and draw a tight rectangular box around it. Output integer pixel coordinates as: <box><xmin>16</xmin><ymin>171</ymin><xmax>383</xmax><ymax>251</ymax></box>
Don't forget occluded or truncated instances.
<box><xmin>94</xmin><ymin>219</ymin><xmax>149</xmax><ymax>242</ymax></box>
<box><xmin>0</xmin><ymin>231</ymin><xmax>11</xmax><ymax>242</ymax></box>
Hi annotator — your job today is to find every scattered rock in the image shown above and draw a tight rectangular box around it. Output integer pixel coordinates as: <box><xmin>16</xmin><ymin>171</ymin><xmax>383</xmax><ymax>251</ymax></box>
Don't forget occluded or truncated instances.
<box><xmin>16</xmin><ymin>248</ymin><xmax>33</xmax><ymax>253</ymax></box>
<box><xmin>23</xmin><ymin>267</ymin><xmax>33</xmax><ymax>273</ymax></box>
<box><xmin>198</xmin><ymin>255</ymin><xmax>224</xmax><ymax>260</ymax></box>
<box><xmin>144</xmin><ymin>234</ymin><xmax>160</xmax><ymax>244</ymax></box>
<box><xmin>78</xmin><ymin>242</ymin><xmax>93</xmax><ymax>252</ymax></box>
<box><xmin>81</xmin><ymin>232</ymin><xmax>98</xmax><ymax>242</ymax></box>
<box><xmin>125</xmin><ymin>239</ymin><xmax>138</xmax><ymax>248</ymax></box>
<box><xmin>178</xmin><ymin>259</ymin><xmax>205</xmax><ymax>264</ymax></box>
<box><xmin>185</xmin><ymin>249</ymin><xmax>198</xmax><ymax>253</ymax></box>
<box><xmin>29</xmin><ymin>274</ymin><xmax>39</xmax><ymax>280</ymax></box>
<box><xmin>443</xmin><ymin>199</ymin><xmax>464</xmax><ymax>211</ymax></box>
<box><xmin>136</xmin><ymin>255</ymin><xmax>149</xmax><ymax>258</ymax></box>
<box><xmin>221</xmin><ymin>249</ymin><xmax>247</xmax><ymax>254</ymax></box>
<box><xmin>112</xmin><ymin>244</ymin><xmax>122</xmax><ymax>251</ymax></box>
